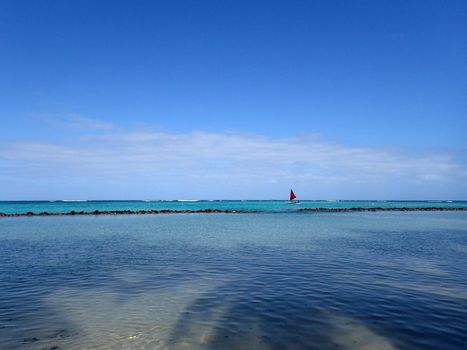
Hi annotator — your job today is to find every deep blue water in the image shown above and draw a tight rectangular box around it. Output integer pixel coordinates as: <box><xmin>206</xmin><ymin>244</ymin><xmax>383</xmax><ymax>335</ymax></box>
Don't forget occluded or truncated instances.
<box><xmin>1</xmin><ymin>212</ymin><xmax>466</xmax><ymax>349</ymax></box>
<box><xmin>0</xmin><ymin>200</ymin><xmax>466</xmax><ymax>214</ymax></box>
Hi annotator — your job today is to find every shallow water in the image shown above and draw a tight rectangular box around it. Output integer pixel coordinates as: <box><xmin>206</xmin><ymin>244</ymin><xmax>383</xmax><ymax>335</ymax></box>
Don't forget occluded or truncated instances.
<box><xmin>0</xmin><ymin>200</ymin><xmax>466</xmax><ymax>214</ymax></box>
<box><xmin>1</xmin><ymin>212</ymin><xmax>466</xmax><ymax>349</ymax></box>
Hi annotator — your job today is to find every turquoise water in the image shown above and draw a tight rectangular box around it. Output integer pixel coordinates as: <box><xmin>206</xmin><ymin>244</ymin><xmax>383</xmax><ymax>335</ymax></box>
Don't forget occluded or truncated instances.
<box><xmin>1</xmin><ymin>212</ymin><xmax>466</xmax><ymax>349</ymax></box>
<box><xmin>0</xmin><ymin>200</ymin><xmax>466</xmax><ymax>214</ymax></box>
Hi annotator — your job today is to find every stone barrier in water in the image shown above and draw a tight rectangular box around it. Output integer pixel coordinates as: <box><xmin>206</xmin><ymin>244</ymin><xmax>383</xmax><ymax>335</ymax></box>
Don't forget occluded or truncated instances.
<box><xmin>0</xmin><ymin>207</ymin><xmax>466</xmax><ymax>217</ymax></box>
<box><xmin>298</xmin><ymin>207</ymin><xmax>467</xmax><ymax>212</ymax></box>
<box><xmin>0</xmin><ymin>209</ymin><xmax>258</xmax><ymax>217</ymax></box>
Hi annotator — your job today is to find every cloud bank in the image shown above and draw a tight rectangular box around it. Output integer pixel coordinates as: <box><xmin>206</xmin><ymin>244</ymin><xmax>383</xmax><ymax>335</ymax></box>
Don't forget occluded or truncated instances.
<box><xmin>0</xmin><ymin>126</ymin><xmax>466</xmax><ymax>199</ymax></box>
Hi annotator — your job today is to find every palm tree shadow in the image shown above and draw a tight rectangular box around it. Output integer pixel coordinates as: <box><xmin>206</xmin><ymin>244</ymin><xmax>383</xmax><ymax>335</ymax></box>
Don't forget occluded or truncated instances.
<box><xmin>165</xmin><ymin>251</ymin><xmax>400</xmax><ymax>350</ymax></box>
<box><xmin>165</xmin><ymin>232</ymin><xmax>467</xmax><ymax>350</ymax></box>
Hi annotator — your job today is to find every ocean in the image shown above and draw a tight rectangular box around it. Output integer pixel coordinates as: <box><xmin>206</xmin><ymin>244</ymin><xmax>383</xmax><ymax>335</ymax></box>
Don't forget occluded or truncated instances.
<box><xmin>0</xmin><ymin>204</ymin><xmax>466</xmax><ymax>349</ymax></box>
<box><xmin>0</xmin><ymin>199</ymin><xmax>466</xmax><ymax>214</ymax></box>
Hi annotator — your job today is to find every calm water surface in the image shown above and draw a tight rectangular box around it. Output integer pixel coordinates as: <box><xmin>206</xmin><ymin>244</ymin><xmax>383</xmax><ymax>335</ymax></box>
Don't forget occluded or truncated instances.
<box><xmin>0</xmin><ymin>212</ymin><xmax>466</xmax><ymax>349</ymax></box>
<box><xmin>1</xmin><ymin>200</ymin><xmax>466</xmax><ymax>214</ymax></box>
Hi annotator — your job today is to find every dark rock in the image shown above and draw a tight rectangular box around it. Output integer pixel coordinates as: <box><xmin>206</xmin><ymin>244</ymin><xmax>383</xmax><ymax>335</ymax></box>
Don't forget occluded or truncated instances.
<box><xmin>23</xmin><ymin>337</ymin><xmax>39</xmax><ymax>342</ymax></box>
<box><xmin>298</xmin><ymin>207</ymin><xmax>467</xmax><ymax>213</ymax></box>
<box><xmin>0</xmin><ymin>207</ymin><xmax>465</xmax><ymax>218</ymax></box>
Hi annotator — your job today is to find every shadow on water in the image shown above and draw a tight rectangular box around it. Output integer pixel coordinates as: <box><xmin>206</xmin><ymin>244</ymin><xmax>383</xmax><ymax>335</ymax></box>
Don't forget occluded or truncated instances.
<box><xmin>164</xmin><ymin>254</ymin><xmax>408</xmax><ymax>349</ymax></box>
<box><xmin>164</xmin><ymin>228</ymin><xmax>467</xmax><ymax>350</ymax></box>
<box><xmin>1</xmin><ymin>215</ymin><xmax>467</xmax><ymax>349</ymax></box>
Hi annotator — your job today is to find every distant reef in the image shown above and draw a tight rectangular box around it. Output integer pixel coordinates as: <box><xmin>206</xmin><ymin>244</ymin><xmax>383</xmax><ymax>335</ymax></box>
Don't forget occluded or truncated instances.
<box><xmin>0</xmin><ymin>207</ymin><xmax>466</xmax><ymax>217</ymax></box>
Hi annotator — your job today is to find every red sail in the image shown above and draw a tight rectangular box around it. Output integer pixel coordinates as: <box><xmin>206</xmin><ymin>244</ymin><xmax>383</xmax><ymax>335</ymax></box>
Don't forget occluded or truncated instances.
<box><xmin>290</xmin><ymin>190</ymin><xmax>296</xmax><ymax>201</ymax></box>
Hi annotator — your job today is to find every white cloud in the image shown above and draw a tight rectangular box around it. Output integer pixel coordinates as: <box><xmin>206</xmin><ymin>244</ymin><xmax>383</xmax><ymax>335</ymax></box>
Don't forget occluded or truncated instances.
<box><xmin>32</xmin><ymin>113</ymin><xmax>114</xmax><ymax>131</ymax></box>
<box><xmin>0</xmin><ymin>127</ymin><xmax>465</xmax><ymax>199</ymax></box>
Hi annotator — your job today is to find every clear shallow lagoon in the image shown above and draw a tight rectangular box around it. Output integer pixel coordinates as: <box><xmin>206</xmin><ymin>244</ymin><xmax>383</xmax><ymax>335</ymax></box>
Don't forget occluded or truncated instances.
<box><xmin>1</xmin><ymin>212</ymin><xmax>466</xmax><ymax>349</ymax></box>
<box><xmin>0</xmin><ymin>200</ymin><xmax>466</xmax><ymax>214</ymax></box>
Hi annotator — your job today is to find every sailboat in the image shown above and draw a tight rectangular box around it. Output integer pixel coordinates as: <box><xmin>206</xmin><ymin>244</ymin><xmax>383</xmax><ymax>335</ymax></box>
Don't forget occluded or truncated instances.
<box><xmin>288</xmin><ymin>189</ymin><xmax>301</xmax><ymax>204</ymax></box>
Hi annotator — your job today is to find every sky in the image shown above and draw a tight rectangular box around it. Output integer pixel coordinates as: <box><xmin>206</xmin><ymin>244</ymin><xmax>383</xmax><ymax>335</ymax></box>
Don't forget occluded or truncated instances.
<box><xmin>0</xmin><ymin>0</ymin><xmax>466</xmax><ymax>200</ymax></box>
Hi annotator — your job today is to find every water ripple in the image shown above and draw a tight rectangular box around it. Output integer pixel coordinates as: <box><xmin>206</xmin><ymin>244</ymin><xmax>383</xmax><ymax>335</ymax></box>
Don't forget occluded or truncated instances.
<box><xmin>0</xmin><ymin>212</ymin><xmax>466</xmax><ymax>349</ymax></box>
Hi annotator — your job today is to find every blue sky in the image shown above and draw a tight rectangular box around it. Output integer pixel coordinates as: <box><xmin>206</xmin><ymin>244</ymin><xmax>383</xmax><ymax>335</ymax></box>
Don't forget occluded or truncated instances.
<box><xmin>0</xmin><ymin>0</ymin><xmax>466</xmax><ymax>199</ymax></box>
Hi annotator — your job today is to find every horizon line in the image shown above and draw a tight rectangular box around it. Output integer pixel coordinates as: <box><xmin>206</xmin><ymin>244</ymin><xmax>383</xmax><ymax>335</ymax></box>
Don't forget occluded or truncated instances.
<box><xmin>1</xmin><ymin>199</ymin><xmax>466</xmax><ymax>202</ymax></box>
